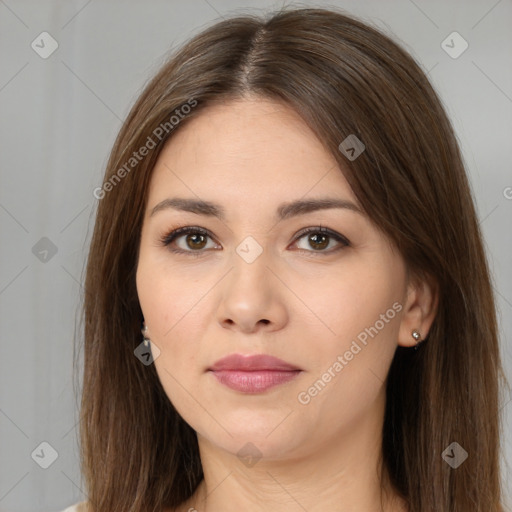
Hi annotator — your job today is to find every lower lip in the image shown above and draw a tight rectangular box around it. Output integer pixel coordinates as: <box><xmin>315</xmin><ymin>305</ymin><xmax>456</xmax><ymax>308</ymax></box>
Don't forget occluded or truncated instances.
<box><xmin>209</xmin><ymin>370</ymin><xmax>301</xmax><ymax>393</ymax></box>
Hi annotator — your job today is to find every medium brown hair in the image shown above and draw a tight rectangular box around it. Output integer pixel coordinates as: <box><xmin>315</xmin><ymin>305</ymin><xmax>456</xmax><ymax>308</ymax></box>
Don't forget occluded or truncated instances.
<box><xmin>78</xmin><ymin>7</ymin><xmax>507</xmax><ymax>511</ymax></box>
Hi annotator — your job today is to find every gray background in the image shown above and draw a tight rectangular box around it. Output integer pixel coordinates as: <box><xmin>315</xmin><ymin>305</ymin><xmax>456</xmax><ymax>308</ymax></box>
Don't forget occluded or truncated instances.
<box><xmin>0</xmin><ymin>1</ymin><xmax>511</xmax><ymax>511</ymax></box>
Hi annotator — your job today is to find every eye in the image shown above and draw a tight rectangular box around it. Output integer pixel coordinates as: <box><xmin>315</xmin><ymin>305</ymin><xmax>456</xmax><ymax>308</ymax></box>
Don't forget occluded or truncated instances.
<box><xmin>291</xmin><ymin>226</ymin><xmax>350</xmax><ymax>254</ymax></box>
<box><xmin>159</xmin><ymin>225</ymin><xmax>350</xmax><ymax>256</ymax></box>
<box><xmin>160</xmin><ymin>226</ymin><xmax>220</xmax><ymax>254</ymax></box>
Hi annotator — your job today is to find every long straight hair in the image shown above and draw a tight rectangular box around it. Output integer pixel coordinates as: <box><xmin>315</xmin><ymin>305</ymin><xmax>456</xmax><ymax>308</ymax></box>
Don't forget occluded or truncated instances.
<box><xmin>78</xmin><ymin>7</ymin><xmax>507</xmax><ymax>511</ymax></box>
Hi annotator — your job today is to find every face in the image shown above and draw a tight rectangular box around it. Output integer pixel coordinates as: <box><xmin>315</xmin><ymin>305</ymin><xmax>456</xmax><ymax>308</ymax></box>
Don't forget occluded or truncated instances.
<box><xmin>136</xmin><ymin>97</ymin><xmax>412</xmax><ymax>461</ymax></box>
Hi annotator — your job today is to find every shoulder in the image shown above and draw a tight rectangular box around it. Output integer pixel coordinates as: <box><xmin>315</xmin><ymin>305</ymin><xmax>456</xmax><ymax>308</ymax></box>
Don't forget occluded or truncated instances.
<box><xmin>59</xmin><ymin>501</ymin><xmax>89</xmax><ymax>512</ymax></box>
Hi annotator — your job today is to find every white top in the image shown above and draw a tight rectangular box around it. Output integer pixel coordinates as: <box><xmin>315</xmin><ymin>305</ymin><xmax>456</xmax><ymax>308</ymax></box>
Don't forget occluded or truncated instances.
<box><xmin>60</xmin><ymin>502</ymin><xmax>87</xmax><ymax>512</ymax></box>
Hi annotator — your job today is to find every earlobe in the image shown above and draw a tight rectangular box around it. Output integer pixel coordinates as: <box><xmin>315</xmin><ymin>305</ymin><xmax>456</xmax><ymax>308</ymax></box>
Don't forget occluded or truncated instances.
<box><xmin>397</xmin><ymin>275</ymin><xmax>438</xmax><ymax>348</ymax></box>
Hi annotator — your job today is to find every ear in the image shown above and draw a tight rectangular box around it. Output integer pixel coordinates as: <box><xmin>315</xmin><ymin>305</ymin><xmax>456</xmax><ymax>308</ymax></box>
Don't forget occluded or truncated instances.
<box><xmin>398</xmin><ymin>273</ymin><xmax>438</xmax><ymax>348</ymax></box>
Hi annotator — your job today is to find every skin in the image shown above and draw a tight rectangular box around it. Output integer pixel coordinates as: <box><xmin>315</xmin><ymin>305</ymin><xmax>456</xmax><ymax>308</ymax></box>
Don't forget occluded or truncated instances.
<box><xmin>136</xmin><ymin>97</ymin><xmax>437</xmax><ymax>512</ymax></box>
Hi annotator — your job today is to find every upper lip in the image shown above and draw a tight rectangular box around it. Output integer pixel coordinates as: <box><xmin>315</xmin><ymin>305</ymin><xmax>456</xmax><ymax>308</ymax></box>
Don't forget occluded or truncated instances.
<box><xmin>209</xmin><ymin>354</ymin><xmax>301</xmax><ymax>371</ymax></box>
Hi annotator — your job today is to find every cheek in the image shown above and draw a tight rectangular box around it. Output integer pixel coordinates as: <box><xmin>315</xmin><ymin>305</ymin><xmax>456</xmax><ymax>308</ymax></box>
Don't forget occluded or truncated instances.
<box><xmin>136</xmin><ymin>255</ymin><xmax>214</xmax><ymax>395</ymax></box>
<box><xmin>137</xmin><ymin>249</ymin><xmax>207</xmax><ymax>339</ymax></box>
<box><xmin>294</xmin><ymin>263</ymin><xmax>402</xmax><ymax>349</ymax></box>
<box><xmin>138</xmin><ymin>266</ymin><xmax>206</xmax><ymax>416</ymax></box>
<box><xmin>295</xmin><ymin>264</ymin><xmax>403</xmax><ymax>402</ymax></box>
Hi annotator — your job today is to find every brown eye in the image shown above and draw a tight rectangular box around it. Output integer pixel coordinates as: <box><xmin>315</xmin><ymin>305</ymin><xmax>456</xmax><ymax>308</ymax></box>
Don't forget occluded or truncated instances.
<box><xmin>307</xmin><ymin>233</ymin><xmax>330</xmax><ymax>250</ymax></box>
<box><xmin>293</xmin><ymin>227</ymin><xmax>350</xmax><ymax>254</ymax></box>
<box><xmin>185</xmin><ymin>233</ymin><xmax>208</xmax><ymax>250</ymax></box>
<box><xmin>160</xmin><ymin>226</ymin><xmax>219</xmax><ymax>254</ymax></box>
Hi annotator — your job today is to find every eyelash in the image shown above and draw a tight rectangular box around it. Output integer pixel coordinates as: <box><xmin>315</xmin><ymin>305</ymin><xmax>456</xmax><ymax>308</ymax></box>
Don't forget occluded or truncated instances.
<box><xmin>159</xmin><ymin>225</ymin><xmax>351</xmax><ymax>257</ymax></box>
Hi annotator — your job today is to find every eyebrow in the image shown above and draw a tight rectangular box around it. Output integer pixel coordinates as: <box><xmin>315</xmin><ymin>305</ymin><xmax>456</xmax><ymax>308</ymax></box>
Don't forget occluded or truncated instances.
<box><xmin>150</xmin><ymin>197</ymin><xmax>363</xmax><ymax>221</ymax></box>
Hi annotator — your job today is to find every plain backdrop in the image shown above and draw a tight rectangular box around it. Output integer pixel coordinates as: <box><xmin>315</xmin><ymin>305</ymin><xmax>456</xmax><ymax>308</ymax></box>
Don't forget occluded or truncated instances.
<box><xmin>0</xmin><ymin>1</ymin><xmax>511</xmax><ymax>511</ymax></box>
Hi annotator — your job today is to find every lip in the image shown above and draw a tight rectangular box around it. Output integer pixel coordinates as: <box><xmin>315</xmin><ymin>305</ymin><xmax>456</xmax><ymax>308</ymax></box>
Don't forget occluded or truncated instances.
<box><xmin>209</xmin><ymin>353</ymin><xmax>301</xmax><ymax>372</ymax></box>
<box><xmin>208</xmin><ymin>354</ymin><xmax>302</xmax><ymax>393</ymax></box>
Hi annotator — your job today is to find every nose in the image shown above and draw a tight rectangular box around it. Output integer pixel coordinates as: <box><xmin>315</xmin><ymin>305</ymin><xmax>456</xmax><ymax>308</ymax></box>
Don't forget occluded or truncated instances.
<box><xmin>215</xmin><ymin>251</ymin><xmax>288</xmax><ymax>334</ymax></box>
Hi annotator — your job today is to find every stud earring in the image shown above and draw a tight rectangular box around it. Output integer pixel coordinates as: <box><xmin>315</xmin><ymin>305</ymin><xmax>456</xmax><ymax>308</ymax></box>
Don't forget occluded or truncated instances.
<box><xmin>141</xmin><ymin>322</ymin><xmax>150</xmax><ymax>348</ymax></box>
<box><xmin>412</xmin><ymin>329</ymin><xmax>422</xmax><ymax>350</ymax></box>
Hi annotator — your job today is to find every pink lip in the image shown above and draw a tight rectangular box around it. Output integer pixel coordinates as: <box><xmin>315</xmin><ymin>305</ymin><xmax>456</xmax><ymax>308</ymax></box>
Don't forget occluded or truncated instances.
<box><xmin>208</xmin><ymin>354</ymin><xmax>302</xmax><ymax>393</ymax></box>
<box><xmin>209</xmin><ymin>353</ymin><xmax>300</xmax><ymax>372</ymax></box>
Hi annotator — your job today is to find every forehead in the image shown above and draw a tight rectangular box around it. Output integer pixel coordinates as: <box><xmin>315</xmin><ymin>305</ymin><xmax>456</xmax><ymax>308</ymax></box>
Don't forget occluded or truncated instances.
<box><xmin>147</xmin><ymin>97</ymin><xmax>357</xmax><ymax>209</ymax></box>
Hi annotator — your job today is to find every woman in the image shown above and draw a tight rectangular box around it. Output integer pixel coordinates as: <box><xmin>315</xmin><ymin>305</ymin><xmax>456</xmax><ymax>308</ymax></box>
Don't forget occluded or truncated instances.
<box><xmin>66</xmin><ymin>7</ymin><xmax>507</xmax><ymax>512</ymax></box>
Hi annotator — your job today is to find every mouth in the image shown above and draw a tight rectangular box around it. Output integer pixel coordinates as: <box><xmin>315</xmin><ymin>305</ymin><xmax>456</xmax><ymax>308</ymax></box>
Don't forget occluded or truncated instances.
<box><xmin>209</xmin><ymin>369</ymin><xmax>301</xmax><ymax>393</ymax></box>
<box><xmin>208</xmin><ymin>353</ymin><xmax>302</xmax><ymax>393</ymax></box>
